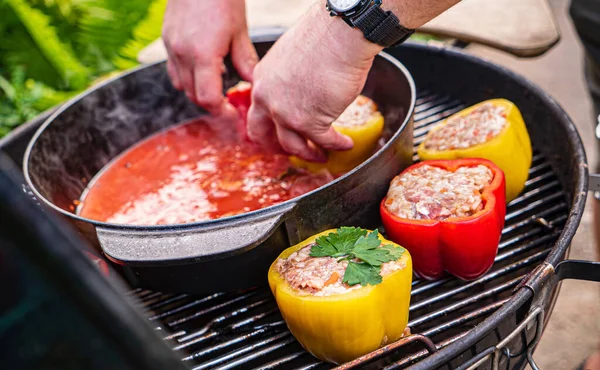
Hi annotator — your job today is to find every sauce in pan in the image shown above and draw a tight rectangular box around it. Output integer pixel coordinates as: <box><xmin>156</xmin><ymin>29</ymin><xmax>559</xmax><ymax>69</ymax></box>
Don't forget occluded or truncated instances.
<box><xmin>78</xmin><ymin>119</ymin><xmax>334</xmax><ymax>226</ymax></box>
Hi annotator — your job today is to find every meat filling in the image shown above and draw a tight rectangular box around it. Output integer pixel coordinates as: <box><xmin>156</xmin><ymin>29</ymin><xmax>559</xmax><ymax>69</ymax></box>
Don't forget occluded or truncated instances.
<box><xmin>333</xmin><ymin>95</ymin><xmax>380</xmax><ymax>127</ymax></box>
<box><xmin>384</xmin><ymin>165</ymin><xmax>493</xmax><ymax>221</ymax></box>
<box><xmin>424</xmin><ymin>103</ymin><xmax>507</xmax><ymax>151</ymax></box>
<box><xmin>276</xmin><ymin>245</ymin><xmax>404</xmax><ymax>296</ymax></box>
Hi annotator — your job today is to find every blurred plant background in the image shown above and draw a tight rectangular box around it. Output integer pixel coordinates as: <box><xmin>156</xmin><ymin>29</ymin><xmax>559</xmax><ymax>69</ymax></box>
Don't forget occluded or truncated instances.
<box><xmin>0</xmin><ymin>0</ymin><xmax>166</xmax><ymax>135</ymax></box>
<box><xmin>0</xmin><ymin>0</ymin><xmax>442</xmax><ymax>138</ymax></box>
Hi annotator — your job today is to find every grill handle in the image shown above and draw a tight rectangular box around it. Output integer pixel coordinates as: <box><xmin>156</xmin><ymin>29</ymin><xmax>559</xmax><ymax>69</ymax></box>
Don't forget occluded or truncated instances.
<box><xmin>520</xmin><ymin>260</ymin><xmax>600</xmax><ymax>370</ymax></box>
<box><xmin>459</xmin><ymin>260</ymin><xmax>600</xmax><ymax>370</ymax></box>
<box><xmin>555</xmin><ymin>259</ymin><xmax>600</xmax><ymax>282</ymax></box>
<box><xmin>96</xmin><ymin>202</ymin><xmax>296</xmax><ymax>265</ymax></box>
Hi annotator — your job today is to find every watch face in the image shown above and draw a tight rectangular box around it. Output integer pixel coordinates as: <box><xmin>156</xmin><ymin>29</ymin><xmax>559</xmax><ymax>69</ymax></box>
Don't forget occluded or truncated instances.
<box><xmin>328</xmin><ymin>0</ymin><xmax>361</xmax><ymax>13</ymax></box>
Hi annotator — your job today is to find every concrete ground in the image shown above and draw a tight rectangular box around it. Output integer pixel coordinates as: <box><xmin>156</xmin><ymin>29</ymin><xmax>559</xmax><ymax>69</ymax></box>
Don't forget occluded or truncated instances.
<box><xmin>246</xmin><ymin>0</ymin><xmax>600</xmax><ymax>368</ymax></box>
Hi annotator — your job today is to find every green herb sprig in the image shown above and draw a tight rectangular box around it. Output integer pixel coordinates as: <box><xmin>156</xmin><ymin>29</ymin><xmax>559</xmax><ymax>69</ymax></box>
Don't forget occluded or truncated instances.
<box><xmin>310</xmin><ymin>227</ymin><xmax>404</xmax><ymax>287</ymax></box>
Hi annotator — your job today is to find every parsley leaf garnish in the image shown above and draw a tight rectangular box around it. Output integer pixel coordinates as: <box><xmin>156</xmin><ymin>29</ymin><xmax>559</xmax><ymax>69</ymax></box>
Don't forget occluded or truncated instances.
<box><xmin>343</xmin><ymin>262</ymin><xmax>382</xmax><ymax>286</ymax></box>
<box><xmin>380</xmin><ymin>244</ymin><xmax>406</xmax><ymax>261</ymax></box>
<box><xmin>311</xmin><ymin>226</ymin><xmax>368</xmax><ymax>257</ymax></box>
<box><xmin>353</xmin><ymin>231</ymin><xmax>389</xmax><ymax>266</ymax></box>
<box><xmin>309</xmin><ymin>227</ymin><xmax>404</xmax><ymax>287</ymax></box>
<box><xmin>309</xmin><ymin>237</ymin><xmax>338</xmax><ymax>257</ymax></box>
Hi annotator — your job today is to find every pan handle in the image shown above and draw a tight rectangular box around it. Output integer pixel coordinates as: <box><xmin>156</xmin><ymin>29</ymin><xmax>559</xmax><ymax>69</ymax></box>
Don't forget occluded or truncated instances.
<box><xmin>96</xmin><ymin>203</ymin><xmax>296</xmax><ymax>266</ymax></box>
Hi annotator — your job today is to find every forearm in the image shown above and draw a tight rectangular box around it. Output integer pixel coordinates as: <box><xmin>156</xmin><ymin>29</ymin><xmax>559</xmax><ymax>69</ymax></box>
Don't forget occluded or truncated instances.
<box><xmin>246</xmin><ymin>0</ymin><xmax>460</xmax><ymax>156</ymax></box>
<box><xmin>306</xmin><ymin>0</ymin><xmax>459</xmax><ymax>65</ymax></box>
<box><xmin>383</xmin><ymin>0</ymin><xmax>460</xmax><ymax>29</ymax></box>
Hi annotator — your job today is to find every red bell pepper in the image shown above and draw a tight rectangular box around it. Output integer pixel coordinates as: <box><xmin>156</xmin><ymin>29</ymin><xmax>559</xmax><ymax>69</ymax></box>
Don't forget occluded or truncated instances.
<box><xmin>226</xmin><ymin>81</ymin><xmax>252</xmax><ymax>141</ymax></box>
<box><xmin>380</xmin><ymin>159</ymin><xmax>506</xmax><ymax>281</ymax></box>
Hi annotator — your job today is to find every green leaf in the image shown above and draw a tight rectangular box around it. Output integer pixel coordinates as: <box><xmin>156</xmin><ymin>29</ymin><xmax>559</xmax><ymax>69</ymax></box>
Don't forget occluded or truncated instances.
<box><xmin>0</xmin><ymin>75</ymin><xmax>16</xmax><ymax>101</ymax></box>
<box><xmin>380</xmin><ymin>244</ymin><xmax>405</xmax><ymax>260</ymax></box>
<box><xmin>310</xmin><ymin>238</ymin><xmax>339</xmax><ymax>258</ymax></box>
<box><xmin>355</xmin><ymin>246</ymin><xmax>404</xmax><ymax>267</ymax></box>
<box><xmin>4</xmin><ymin>0</ymin><xmax>89</xmax><ymax>90</ymax></box>
<box><xmin>332</xmin><ymin>227</ymin><xmax>369</xmax><ymax>254</ymax></box>
<box><xmin>354</xmin><ymin>249</ymin><xmax>390</xmax><ymax>266</ymax></box>
<box><xmin>32</xmin><ymin>84</ymin><xmax>79</xmax><ymax>111</ymax></box>
<box><xmin>113</xmin><ymin>0</ymin><xmax>167</xmax><ymax>70</ymax></box>
<box><xmin>0</xmin><ymin>68</ymin><xmax>42</xmax><ymax>135</ymax></box>
<box><xmin>307</xmin><ymin>227</ymin><xmax>403</xmax><ymax>287</ymax></box>
<box><xmin>75</xmin><ymin>0</ymin><xmax>154</xmax><ymax>69</ymax></box>
<box><xmin>28</xmin><ymin>0</ymin><xmax>83</xmax><ymax>44</ymax></box>
<box><xmin>0</xmin><ymin>0</ymin><xmax>171</xmax><ymax>133</ymax></box>
<box><xmin>343</xmin><ymin>262</ymin><xmax>382</xmax><ymax>286</ymax></box>
<box><xmin>312</xmin><ymin>227</ymin><xmax>368</xmax><ymax>257</ymax></box>
<box><xmin>353</xmin><ymin>230</ymin><xmax>382</xmax><ymax>251</ymax></box>
<box><xmin>352</xmin><ymin>230</ymin><xmax>395</xmax><ymax>266</ymax></box>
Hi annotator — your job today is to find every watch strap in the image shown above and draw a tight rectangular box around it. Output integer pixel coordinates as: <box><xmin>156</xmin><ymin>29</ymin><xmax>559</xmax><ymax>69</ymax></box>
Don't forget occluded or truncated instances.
<box><xmin>352</xmin><ymin>4</ymin><xmax>414</xmax><ymax>47</ymax></box>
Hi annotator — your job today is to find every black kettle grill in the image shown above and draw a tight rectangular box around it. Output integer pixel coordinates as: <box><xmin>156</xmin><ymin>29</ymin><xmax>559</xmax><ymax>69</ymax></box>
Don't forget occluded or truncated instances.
<box><xmin>2</xmin><ymin>34</ymin><xmax>600</xmax><ymax>370</ymax></box>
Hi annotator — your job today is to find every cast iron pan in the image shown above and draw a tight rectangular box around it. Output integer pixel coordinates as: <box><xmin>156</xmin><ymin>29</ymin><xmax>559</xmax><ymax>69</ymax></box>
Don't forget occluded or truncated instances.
<box><xmin>23</xmin><ymin>33</ymin><xmax>416</xmax><ymax>292</ymax></box>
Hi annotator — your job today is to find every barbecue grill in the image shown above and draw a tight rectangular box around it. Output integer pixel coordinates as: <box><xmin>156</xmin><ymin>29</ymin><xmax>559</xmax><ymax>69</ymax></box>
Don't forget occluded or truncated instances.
<box><xmin>2</xmin><ymin>34</ymin><xmax>600</xmax><ymax>370</ymax></box>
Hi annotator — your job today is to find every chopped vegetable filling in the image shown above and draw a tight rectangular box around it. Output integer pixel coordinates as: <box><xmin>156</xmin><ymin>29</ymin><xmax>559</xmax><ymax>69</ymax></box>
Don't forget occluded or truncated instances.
<box><xmin>424</xmin><ymin>103</ymin><xmax>506</xmax><ymax>150</ymax></box>
<box><xmin>275</xmin><ymin>228</ymin><xmax>405</xmax><ymax>296</ymax></box>
<box><xmin>384</xmin><ymin>164</ymin><xmax>493</xmax><ymax>220</ymax></box>
<box><xmin>333</xmin><ymin>95</ymin><xmax>380</xmax><ymax>127</ymax></box>
<box><xmin>276</xmin><ymin>245</ymin><xmax>404</xmax><ymax>296</ymax></box>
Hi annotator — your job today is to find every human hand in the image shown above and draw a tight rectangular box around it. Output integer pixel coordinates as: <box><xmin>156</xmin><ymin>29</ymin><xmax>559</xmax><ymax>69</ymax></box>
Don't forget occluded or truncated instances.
<box><xmin>246</xmin><ymin>4</ymin><xmax>383</xmax><ymax>162</ymax></box>
<box><xmin>162</xmin><ymin>0</ymin><xmax>258</xmax><ymax>114</ymax></box>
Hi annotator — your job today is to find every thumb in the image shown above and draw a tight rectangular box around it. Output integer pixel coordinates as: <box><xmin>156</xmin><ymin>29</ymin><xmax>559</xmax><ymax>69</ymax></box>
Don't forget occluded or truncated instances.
<box><xmin>231</xmin><ymin>31</ymin><xmax>259</xmax><ymax>82</ymax></box>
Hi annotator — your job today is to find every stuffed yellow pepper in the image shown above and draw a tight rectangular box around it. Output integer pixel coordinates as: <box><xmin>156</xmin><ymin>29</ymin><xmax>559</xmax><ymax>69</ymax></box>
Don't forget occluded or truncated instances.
<box><xmin>290</xmin><ymin>96</ymin><xmax>384</xmax><ymax>175</ymax></box>
<box><xmin>417</xmin><ymin>99</ymin><xmax>532</xmax><ymax>202</ymax></box>
<box><xmin>268</xmin><ymin>227</ymin><xmax>412</xmax><ymax>364</ymax></box>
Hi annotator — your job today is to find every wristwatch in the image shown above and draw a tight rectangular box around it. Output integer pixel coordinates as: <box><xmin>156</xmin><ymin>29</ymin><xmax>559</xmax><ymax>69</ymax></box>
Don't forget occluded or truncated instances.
<box><xmin>326</xmin><ymin>0</ymin><xmax>414</xmax><ymax>48</ymax></box>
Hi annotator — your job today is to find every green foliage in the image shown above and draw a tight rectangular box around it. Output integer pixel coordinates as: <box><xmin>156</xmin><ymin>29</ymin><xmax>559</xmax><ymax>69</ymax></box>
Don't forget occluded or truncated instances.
<box><xmin>0</xmin><ymin>67</ymin><xmax>42</xmax><ymax>135</ymax></box>
<box><xmin>4</xmin><ymin>0</ymin><xmax>89</xmax><ymax>89</ymax></box>
<box><xmin>113</xmin><ymin>0</ymin><xmax>167</xmax><ymax>70</ymax></box>
<box><xmin>29</xmin><ymin>0</ymin><xmax>85</xmax><ymax>45</ymax></box>
<box><xmin>75</xmin><ymin>0</ymin><xmax>154</xmax><ymax>71</ymax></box>
<box><xmin>0</xmin><ymin>0</ymin><xmax>166</xmax><ymax>137</ymax></box>
<box><xmin>408</xmin><ymin>33</ymin><xmax>444</xmax><ymax>43</ymax></box>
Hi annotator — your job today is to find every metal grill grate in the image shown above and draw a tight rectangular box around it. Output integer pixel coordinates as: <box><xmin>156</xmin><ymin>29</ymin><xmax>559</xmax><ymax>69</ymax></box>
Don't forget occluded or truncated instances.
<box><xmin>129</xmin><ymin>90</ymin><xmax>568</xmax><ymax>370</ymax></box>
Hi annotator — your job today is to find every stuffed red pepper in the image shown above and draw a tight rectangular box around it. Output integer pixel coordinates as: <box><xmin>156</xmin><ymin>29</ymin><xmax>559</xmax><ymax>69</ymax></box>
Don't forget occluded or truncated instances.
<box><xmin>380</xmin><ymin>159</ymin><xmax>506</xmax><ymax>280</ymax></box>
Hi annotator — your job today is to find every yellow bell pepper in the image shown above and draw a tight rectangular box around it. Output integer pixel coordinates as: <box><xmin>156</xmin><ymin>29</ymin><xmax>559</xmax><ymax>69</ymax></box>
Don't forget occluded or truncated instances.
<box><xmin>267</xmin><ymin>229</ymin><xmax>412</xmax><ymax>364</ymax></box>
<box><xmin>290</xmin><ymin>99</ymin><xmax>384</xmax><ymax>175</ymax></box>
<box><xmin>417</xmin><ymin>99</ymin><xmax>532</xmax><ymax>202</ymax></box>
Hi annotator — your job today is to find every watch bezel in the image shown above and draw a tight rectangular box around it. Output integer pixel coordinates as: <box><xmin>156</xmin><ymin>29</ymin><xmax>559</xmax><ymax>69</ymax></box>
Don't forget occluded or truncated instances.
<box><xmin>326</xmin><ymin>0</ymin><xmax>378</xmax><ymax>19</ymax></box>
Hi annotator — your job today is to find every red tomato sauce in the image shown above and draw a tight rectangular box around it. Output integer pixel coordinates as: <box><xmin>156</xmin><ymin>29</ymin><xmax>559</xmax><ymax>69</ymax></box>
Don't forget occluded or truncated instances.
<box><xmin>78</xmin><ymin>119</ymin><xmax>334</xmax><ymax>226</ymax></box>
